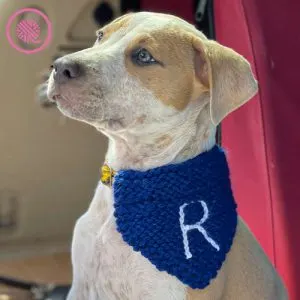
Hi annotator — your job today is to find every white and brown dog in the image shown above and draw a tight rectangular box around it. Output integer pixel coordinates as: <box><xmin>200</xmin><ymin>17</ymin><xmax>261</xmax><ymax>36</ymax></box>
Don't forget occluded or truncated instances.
<box><xmin>47</xmin><ymin>12</ymin><xmax>287</xmax><ymax>300</ymax></box>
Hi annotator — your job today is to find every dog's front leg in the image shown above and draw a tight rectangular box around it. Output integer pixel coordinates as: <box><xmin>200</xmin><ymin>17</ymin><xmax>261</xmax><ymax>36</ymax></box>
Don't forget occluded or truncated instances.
<box><xmin>66</xmin><ymin>210</ymin><xmax>95</xmax><ymax>300</ymax></box>
<box><xmin>67</xmin><ymin>184</ymin><xmax>113</xmax><ymax>300</ymax></box>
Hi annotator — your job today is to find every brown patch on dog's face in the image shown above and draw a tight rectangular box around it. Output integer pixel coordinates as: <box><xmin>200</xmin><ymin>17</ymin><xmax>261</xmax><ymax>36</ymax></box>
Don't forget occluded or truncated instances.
<box><xmin>124</xmin><ymin>27</ymin><xmax>208</xmax><ymax>111</ymax></box>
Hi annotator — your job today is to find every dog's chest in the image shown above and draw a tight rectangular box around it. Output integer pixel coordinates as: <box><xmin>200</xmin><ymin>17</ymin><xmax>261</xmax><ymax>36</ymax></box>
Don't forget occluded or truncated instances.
<box><xmin>71</xmin><ymin>184</ymin><xmax>186</xmax><ymax>300</ymax></box>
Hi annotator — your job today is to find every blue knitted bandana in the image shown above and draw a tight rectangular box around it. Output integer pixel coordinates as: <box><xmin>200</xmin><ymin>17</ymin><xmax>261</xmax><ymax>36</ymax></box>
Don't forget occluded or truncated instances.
<box><xmin>113</xmin><ymin>146</ymin><xmax>237</xmax><ymax>289</ymax></box>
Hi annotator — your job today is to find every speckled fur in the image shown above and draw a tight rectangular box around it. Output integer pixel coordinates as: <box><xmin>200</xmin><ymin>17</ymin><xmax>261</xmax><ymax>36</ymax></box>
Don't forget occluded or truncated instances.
<box><xmin>47</xmin><ymin>12</ymin><xmax>287</xmax><ymax>300</ymax></box>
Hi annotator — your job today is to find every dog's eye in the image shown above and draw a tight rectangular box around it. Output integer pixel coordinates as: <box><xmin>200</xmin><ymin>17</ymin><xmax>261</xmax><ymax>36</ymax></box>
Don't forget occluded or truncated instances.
<box><xmin>132</xmin><ymin>48</ymin><xmax>157</xmax><ymax>66</ymax></box>
<box><xmin>96</xmin><ymin>31</ymin><xmax>104</xmax><ymax>42</ymax></box>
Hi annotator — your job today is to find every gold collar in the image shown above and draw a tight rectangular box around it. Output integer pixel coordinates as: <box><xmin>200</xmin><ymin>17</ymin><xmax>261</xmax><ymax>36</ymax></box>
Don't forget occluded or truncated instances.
<box><xmin>100</xmin><ymin>164</ymin><xmax>116</xmax><ymax>187</ymax></box>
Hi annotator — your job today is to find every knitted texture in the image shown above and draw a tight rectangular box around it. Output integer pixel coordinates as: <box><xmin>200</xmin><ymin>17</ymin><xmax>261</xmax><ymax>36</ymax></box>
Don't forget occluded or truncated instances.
<box><xmin>113</xmin><ymin>146</ymin><xmax>237</xmax><ymax>289</ymax></box>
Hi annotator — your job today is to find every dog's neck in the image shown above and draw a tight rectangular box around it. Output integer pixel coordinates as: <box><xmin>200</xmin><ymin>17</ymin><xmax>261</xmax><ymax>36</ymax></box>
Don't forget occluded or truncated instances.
<box><xmin>101</xmin><ymin>104</ymin><xmax>216</xmax><ymax>171</ymax></box>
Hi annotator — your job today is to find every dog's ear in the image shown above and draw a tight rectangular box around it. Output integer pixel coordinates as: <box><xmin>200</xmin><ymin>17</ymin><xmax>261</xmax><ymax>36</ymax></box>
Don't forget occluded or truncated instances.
<box><xmin>192</xmin><ymin>38</ymin><xmax>258</xmax><ymax>125</ymax></box>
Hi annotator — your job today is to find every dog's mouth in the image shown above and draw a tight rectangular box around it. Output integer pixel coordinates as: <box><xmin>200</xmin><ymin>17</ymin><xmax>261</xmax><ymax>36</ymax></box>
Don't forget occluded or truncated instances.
<box><xmin>47</xmin><ymin>90</ymin><xmax>110</xmax><ymax>126</ymax></box>
<box><xmin>47</xmin><ymin>81</ymin><xmax>77</xmax><ymax>109</ymax></box>
<box><xmin>51</xmin><ymin>94</ymin><xmax>62</xmax><ymax>102</ymax></box>
<box><xmin>46</xmin><ymin>83</ymin><xmax>127</xmax><ymax>129</ymax></box>
<box><xmin>48</xmin><ymin>93</ymin><xmax>72</xmax><ymax>110</ymax></box>
<box><xmin>51</xmin><ymin>94</ymin><xmax>68</xmax><ymax>105</ymax></box>
<box><xmin>47</xmin><ymin>89</ymin><xmax>86</xmax><ymax>119</ymax></box>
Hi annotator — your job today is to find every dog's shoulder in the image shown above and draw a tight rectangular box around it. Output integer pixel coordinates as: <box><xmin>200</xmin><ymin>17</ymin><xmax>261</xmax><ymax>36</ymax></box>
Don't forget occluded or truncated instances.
<box><xmin>71</xmin><ymin>183</ymin><xmax>113</xmax><ymax>263</ymax></box>
<box><xmin>221</xmin><ymin>217</ymin><xmax>288</xmax><ymax>299</ymax></box>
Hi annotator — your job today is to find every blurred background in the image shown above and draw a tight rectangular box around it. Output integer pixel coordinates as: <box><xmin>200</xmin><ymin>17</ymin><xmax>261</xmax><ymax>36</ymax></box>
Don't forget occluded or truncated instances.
<box><xmin>0</xmin><ymin>0</ymin><xmax>299</xmax><ymax>299</ymax></box>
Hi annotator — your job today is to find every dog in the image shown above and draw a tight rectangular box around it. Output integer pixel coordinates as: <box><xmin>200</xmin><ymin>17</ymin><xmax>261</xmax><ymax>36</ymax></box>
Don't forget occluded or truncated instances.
<box><xmin>47</xmin><ymin>12</ymin><xmax>288</xmax><ymax>300</ymax></box>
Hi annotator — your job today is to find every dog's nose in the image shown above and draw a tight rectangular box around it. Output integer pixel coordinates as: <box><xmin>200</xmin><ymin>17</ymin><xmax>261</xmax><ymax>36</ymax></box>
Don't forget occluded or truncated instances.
<box><xmin>52</xmin><ymin>58</ymin><xmax>83</xmax><ymax>84</ymax></box>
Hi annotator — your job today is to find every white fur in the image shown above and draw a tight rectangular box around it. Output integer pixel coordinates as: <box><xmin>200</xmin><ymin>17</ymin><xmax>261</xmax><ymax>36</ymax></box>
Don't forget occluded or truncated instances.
<box><xmin>47</xmin><ymin>12</ymin><xmax>286</xmax><ymax>300</ymax></box>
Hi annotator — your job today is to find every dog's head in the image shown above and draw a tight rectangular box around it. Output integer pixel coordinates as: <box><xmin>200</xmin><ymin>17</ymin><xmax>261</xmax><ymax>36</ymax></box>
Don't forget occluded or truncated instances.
<box><xmin>47</xmin><ymin>12</ymin><xmax>257</xmax><ymax>135</ymax></box>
